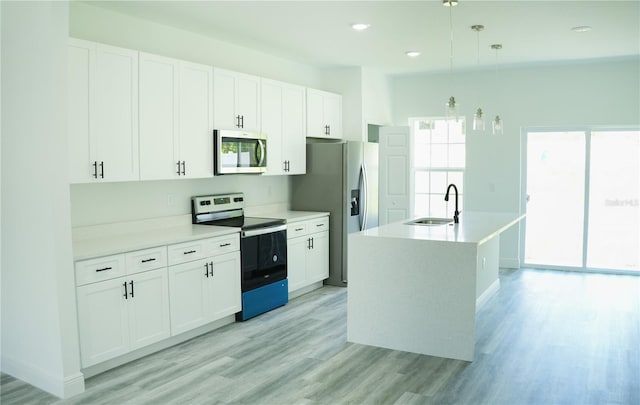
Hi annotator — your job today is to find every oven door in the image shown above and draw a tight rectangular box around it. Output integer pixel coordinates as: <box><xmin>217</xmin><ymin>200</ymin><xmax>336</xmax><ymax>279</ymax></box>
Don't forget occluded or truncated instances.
<box><xmin>214</xmin><ymin>129</ymin><xmax>267</xmax><ymax>175</ymax></box>
<box><xmin>240</xmin><ymin>225</ymin><xmax>287</xmax><ymax>292</ymax></box>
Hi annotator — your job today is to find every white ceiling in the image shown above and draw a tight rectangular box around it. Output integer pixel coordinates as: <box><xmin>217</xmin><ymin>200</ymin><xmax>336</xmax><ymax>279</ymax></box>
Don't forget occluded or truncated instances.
<box><xmin>89</xmin><ymin>0</ymin><xmax>640</xmax><ymax>75</ymax></box>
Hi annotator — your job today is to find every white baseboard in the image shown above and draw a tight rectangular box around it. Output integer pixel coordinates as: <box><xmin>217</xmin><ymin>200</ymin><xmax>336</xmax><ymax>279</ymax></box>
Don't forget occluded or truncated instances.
<box><xmin>500</xmin><ymin>257</ymin><xmax>520</xmax><ymax>269</ymax></box>
<box><xmin>476</xmin><ymin>279</ymin><xmax>500</xmax><ymax>311</ymax></box>
<box><xmin>289</xmin><ymin>281</ymin><xmax>324</xmax><ymax>300</ymax></box>
<box><xmin>1</xmin><ymin>354</ymin><xmax>85</xmax><ymax>399</ymax></box>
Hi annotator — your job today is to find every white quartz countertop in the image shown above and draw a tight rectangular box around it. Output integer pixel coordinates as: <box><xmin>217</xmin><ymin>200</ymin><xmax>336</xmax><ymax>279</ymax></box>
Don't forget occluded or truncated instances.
<box><xmin>357</xmin><ymin>211</ymin><xmax>525</xmax><ymax>245</ymax></box>
<box><xmin>72</xmin><ymin>210</ymin><xmax>329</xmax><ymax>261</ymax></box>
<box><xmin>72</xmin><ymin>218</ymin><xmax>238</xmax><ymax>260</ymax></box>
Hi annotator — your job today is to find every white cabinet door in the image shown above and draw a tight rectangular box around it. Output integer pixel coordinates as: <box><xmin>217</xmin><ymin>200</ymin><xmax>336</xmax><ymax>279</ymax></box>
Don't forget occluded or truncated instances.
<box><xmin>127</xmin><ymin>269</ymin><xmax>171</xmax><ymax>350</ymax></box>
<box><xmin>210</xmin><ymin>251</ymin><xmax>241</xmax><ymax>320</ymax></box>
<box><xmin>93</xmin><ymin>43</ymin><xmax>139</xmax><ymax>182</ymax></box>
<box><xmin>261</xmin><ymin>79</ymin><xmax>306</xmax><ymax>175</ymax></box>
<box><xmin>178</xmin><ymin>61</ymin><xmax>214</xmax><ymax>179</ymax></box>
<box><xmin>282</xmin><ymin>84</ymin><xmax>306</xmax><ymax>174</ymax></box>
<box><xmin>307</xmin><ymin>231</ymin><xmax>329</xmax><ymax>283</ymax></box>
<box><xmin>168</xmin><ymin>258</ymin><xmax>211</xmax><ymax>335</ymax></box>
<box><xmin>324</xmin><ymin>92</ymin><xmax>343</xmax><ymax>139</ymax></box>
<box><xmin>287</xmin><ymin>236</ymin><xmax>308</xmax><ymax>293</ymax></box>
<box><xmin>286</xmin><ymin>216</ymin><xmax>330</xmax><ymax>294</ymax></box>
<box><xmin>235</xmin><ymin>72</ymin><xmax>261</xmax><ymax>132</ymax></box>
<box><xmin>68</xmin><ymin>39</ymin><xmax>94</xmax><ymax>183</ymax></box>
<box><xmin>306</xmin><ymin>88</ymin><xmax>342</xmax><ymax>139</ymax></box>
<box><xmin>261</xmin><ymin>79</ymin><xmax>284</xmax><ymax>175</ymax></box>
<box><xmin>214</xmin><ymin>68</ymin><xmax>260</xmax><ymax>131</ymax></box>
<box><xmin>77</xmin><ymin>278</ymin><xmax>129</xmax><ymax>367</ymax></box>
<box><xmin>306</xmin><ymin>89</ymin><xmax>325</xmax><ymax>139</ymax></box>
<box><xmin>139</xmin><ymin>53</ymin><xmax>179</xmax><ymax>180</ymax></box>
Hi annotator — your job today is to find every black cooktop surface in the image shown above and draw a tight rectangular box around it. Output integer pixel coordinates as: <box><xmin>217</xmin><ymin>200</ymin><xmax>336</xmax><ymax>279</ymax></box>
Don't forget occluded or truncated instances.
<box><xmin>199</xmin><ymin>216</ymin><xmax>285</xmax><ymax>231</ymax></box>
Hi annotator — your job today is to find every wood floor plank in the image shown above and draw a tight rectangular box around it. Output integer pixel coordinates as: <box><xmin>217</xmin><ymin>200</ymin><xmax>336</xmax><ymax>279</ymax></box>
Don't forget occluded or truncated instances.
<box><xmin>2</xmin><ymin>268</ymin><xmax>639</xmax><ymax>404</ymax></box>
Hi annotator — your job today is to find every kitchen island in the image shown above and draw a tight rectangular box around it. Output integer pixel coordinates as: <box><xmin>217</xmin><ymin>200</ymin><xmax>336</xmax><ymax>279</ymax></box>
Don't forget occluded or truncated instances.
<box><xmin>347</xmin><ymin>211</ymin><xmax>525</xmax><ymax>361</ymax></box>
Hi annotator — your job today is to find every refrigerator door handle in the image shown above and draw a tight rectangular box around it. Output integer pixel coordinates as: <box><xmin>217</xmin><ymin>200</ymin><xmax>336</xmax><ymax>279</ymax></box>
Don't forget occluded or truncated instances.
<box><xmin>358</xmin><ymin>165</ymin><xmax>364</xmax><ymax>231</ymax></box>
<box><xmin>362</xmin><ymin>163</ymin><xmax>369</xmax><ymax>230</ymax></box>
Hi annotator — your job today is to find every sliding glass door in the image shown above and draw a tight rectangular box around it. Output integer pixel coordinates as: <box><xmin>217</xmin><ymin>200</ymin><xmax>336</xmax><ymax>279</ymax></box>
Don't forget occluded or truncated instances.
<box><xmin>524</xmin><ymin>128</ymin><xmax>639</xmax><ymax>272</ymax></box>
<box><xmin>586</xmin><ymin>131</ymin><xmax>639</xmax><ymax>270</ymax></box>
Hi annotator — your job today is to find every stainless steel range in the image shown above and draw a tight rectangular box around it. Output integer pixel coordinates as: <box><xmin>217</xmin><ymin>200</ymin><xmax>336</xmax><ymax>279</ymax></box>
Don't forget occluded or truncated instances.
<box><xmin>191</xmin><ymin>193</ymin><xmax>287</xmax><ymax>321</ymax></box>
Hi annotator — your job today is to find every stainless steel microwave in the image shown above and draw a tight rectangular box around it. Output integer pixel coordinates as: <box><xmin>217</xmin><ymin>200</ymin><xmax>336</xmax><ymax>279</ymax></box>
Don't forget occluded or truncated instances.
<box><xmin>214</xmin><ymin>129</ymin><xmax>267</xmax><ymax>175</ymax></box>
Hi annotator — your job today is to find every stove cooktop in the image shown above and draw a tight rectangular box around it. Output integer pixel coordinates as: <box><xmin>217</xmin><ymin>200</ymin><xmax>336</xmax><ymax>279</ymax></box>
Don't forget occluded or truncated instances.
<box><xmin>199</xmin><ymin>216</ymin><xmax>285</xmax><ymax>231</ymax></box>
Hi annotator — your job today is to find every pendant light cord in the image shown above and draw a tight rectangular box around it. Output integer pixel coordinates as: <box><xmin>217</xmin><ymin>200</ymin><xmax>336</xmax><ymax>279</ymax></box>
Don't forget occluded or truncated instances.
<box><xmin>449</xmin><ymin>4</ymin><xmax>454</xmax><ymax>86</ymax></box>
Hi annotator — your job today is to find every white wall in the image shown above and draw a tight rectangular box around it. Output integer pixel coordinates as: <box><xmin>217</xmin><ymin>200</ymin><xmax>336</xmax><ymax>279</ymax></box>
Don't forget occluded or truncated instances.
<box><xmin>390</xmin><ymin>58</ymin><xmax>640</xmax><ymax>266</ymax></box>
<box><xmin>361</xmin><ymin>67</ymin><xmax>393</xmax><ymax>129</ymax></box>
<box><xmin>322</xmin><ymin>66</ymin><xmax>393</xmax><ymax>142</ymax></box>
<box><xmin>70</xmin><ymin>2</ymin><xmax>324</xmax><ymax>89</ymax></box>
<box><xmin>1</xmin><ymin>1</ymin><xmax>84</xmax><ymax>398</ymax></box>
<box><xmin>70</xmin><ymin>176</ymin><xmax>289</xmax><ymax>227</ymax></box>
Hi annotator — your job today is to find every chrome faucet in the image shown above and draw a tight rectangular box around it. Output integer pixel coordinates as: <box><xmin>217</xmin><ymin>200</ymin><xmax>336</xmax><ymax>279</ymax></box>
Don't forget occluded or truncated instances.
<box><xmin>444</xmin><ymin>183</ymin><xmax>460</xmax><ymax>223</ymax></box>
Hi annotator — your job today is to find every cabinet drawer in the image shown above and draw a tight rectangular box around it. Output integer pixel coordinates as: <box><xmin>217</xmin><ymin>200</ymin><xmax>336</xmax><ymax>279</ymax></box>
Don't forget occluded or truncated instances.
<box><xmin>287</xmin><ymin>222</ymin><xmax>308</xmax><ymax>239</ymax></box>
<box><xmin>75</xmin><ymin>254</ymin><xmax>126</xmax><ymax>286</ymax></box>
<box><xmin>125</xmin><ymin>246</ymin><xmax>167</xmax><ymax>274</ymax></box>
<box><xmin>167</xmin><ymin>239</ymin><xmax>208</xmax><ymax>266</ymax></box>
<box><xmin>308</xmin><ymin>217</ymin><xmax>329</xmax><ymax>234</ymax></box>
<box><xmin>205</xmin><ymin>233</ymin><xmax>239</xmax><ymax>256</ymax></box>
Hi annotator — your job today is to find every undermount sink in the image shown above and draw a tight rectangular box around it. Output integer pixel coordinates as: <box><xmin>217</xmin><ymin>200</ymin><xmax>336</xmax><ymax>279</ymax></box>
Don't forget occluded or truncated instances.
<box><xmin>405</xmin><ymin>217</ymin><xmax>454</xmax><ymax>226</ymax></box>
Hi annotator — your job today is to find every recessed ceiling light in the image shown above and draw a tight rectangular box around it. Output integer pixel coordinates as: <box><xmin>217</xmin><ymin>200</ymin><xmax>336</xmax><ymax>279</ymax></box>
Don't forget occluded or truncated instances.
<box><xmin>571</xmin><ymin>25</ymin><xmax>593</xmax><ymax>33</ymax></box>
<box><xmin>351</xmin><ymin>23</ymin><xmax>370</xmax><ymax>31</ymax></box>
<box><xmin>405</xmin><ymin>51</ymin><xmax>421</xmax><ymax>58</ymax></box>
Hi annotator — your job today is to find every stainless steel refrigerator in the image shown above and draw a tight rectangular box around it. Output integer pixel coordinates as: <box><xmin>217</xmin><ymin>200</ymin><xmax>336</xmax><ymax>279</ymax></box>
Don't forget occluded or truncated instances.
<box><xmin>291</xmin><ymin>141</ymin><xmax>378</xmax><ymax>286</ymax></box>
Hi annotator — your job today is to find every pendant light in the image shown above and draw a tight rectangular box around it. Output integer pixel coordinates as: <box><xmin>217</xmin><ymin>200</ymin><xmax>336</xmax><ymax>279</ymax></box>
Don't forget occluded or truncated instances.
<box><xmin>491</xmin><ymin>44</ymin><xmax>504</xmax><ymax>135</ymax></box>
<box><xmin>471</xmin><ymin>25</ymin><xmax>485</xmax><ymax>132</ymax></box>
<box><xmin>444</xmin><ymin>0</ymin><xmax>459</xmax><ymax>121</ymax></box>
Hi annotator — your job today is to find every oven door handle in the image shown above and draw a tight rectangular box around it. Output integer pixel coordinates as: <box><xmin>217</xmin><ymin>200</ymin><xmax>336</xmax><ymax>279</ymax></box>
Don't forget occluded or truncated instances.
<box><xmin>241</xmin><ymin>224</ymin><xmax>287</xmax><ymax>238</ymax></box>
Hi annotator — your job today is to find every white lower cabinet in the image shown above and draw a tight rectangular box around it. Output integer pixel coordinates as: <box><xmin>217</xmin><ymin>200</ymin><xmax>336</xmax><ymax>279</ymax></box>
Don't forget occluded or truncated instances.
<box><xmin>287</xmin><ymin>216</ymin><xmax>329</xmax><ymax>294</ymax></box>
<box><xmin>75</xmin><ymin>234</ymin><xmax>240</xmax><ymax>369</ymax></box>
<box><xmin>168</xmin><ymin>237</ymin><xmax>241</xmax><ymax>336</ymax></box>
<box><xmin>76</xmin><ymin>265</ymin><xmax>170</xmax><ymax>368</ymax></box>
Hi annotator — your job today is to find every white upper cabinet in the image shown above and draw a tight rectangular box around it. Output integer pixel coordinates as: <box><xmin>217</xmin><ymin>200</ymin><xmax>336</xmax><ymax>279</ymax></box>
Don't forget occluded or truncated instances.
<box><xmin>306</xmin><ymin>88</ymin><xmax>342</xmax><ymax>139</ymax></box>
<box><xmin>139</xmin><ymin>53</ymin><xmax>179</xmax><ymax>180</ymax></box>
<box><xmin>139</xmin><ymin>53</ymin><xmax>213</xmax><ymax>180</ymax></box>
<box><xmin>177</xmin><ymin>61</ymin><xmax>214</xmax><ymax>179</ymax></box>
<box><xmin>68</xmin><ymin>39</ymin><xmax>139</xmax><ymax>183</ymax></box>
<box><xmin>213</xmin><ymin>68</ymin><xmax>261</xmax><ymax>132</ymax></box>
<box><xmin>261</xmin><ymin>78</ymin><xmax>306</xmax><ymax>175</ymax></box>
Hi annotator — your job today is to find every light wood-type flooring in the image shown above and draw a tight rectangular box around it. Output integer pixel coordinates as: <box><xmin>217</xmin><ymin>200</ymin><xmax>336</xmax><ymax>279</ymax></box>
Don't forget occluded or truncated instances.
<box><xmin>2</xmin><ymin>268</ymin><xmax>639</xmax><ymax>404</ymax></box>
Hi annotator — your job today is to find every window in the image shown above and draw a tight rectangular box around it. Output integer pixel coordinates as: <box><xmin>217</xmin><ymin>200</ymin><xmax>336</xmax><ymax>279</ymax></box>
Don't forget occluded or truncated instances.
<box><xmin>411</xmin><ymin>117</ymin><xmax>465</xmax><ymax>218</ymax></box>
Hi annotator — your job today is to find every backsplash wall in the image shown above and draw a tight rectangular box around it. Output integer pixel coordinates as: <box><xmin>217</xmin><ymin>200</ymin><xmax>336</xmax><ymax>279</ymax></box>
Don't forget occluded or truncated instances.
<box><xmin>70</xmin><ymin>175</ymin><xmax>290</xmax><ymax>227</ymax></box>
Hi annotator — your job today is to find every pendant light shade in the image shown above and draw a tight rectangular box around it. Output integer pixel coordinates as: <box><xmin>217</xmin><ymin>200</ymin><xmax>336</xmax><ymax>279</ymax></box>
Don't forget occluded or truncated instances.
<box><xmin>446</xmin><ymin>96</ymin><xmax>460</xmax><ymax>121</ymax></box>
<box><xmin>473</xmin><ymin>108</ymin><xmax>485</xmax><ymax>131</ymax></box>
<box><xmin>492</xmin><ymin>115</ymin><xmax>504</xmax><ymax>135</ymax></box>
<box><xmin>491</xmin><ymin>44</ymin><xmax>504</xmax><ymax>135</ymax></box>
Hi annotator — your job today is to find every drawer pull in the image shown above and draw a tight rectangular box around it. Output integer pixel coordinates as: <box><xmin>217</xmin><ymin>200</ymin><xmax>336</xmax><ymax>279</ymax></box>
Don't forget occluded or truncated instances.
<box><xmin>96</xmin><ymin>267</ymin><xmax>112</xmax><ymax>272</ymax></box>
<box><xmin>183</xmin><ymin>250</ymin><xmax>196</xmax><ymax>255</ymax></box>
<box><xmin>219</xmin><ymin>242</ymin><xmax>231</xmax><ymax>247</ymax></box>
<box><xmin>316</xmin><ymin>224</ymin><xmax>325</xmax><ymax>227</ymax></box>
<box><xmin>295</xmin><ymin>227</ymin><xmax>304</xmax><ymax>231</ymax></box>
<box><xmin>141</xmin><ymin>258</ymin><xmax>156</xmax><ymax>263</ymax></box>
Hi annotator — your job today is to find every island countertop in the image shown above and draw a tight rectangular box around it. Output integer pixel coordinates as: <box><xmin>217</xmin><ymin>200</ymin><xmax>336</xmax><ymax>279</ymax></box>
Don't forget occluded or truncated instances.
<box><xmin>358</xmin><ymin>211</ymin><xmax>525</xmax><ymax>245</ymax></box>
